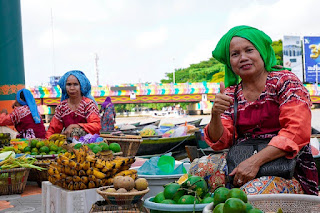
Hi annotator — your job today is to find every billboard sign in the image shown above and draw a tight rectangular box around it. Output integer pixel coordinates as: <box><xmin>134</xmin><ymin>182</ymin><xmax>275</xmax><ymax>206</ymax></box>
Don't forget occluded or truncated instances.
<box><xmin>283</xmin><ymin>36</ymin><xmax>303</xmax><ymax>81</ymax></box>
<box><xmin>303</xmin><ymin>36</ymin><xmax>320</xmax><ymax>83</ymax></box>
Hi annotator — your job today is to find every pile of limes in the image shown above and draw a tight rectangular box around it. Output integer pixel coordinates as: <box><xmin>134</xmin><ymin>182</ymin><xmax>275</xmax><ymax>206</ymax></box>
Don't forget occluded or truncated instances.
<box><xmin>21</xmin><ymin>139</ymin><xmax>67</xmax><ymax>155</ymax></box>
<box><xmin>152</xmin><ymin>175</ymin><xmax>212</xmax><ymax>205</ymax></box>
<box><xmin>74</xmin><ymin>142</ymin><xmax>121</xmax><ymax>154</ymax></box>
<box><xmin>213</xmin><ymin>187</ymin><xmax>263</xmax><ymax>213</ymax></box>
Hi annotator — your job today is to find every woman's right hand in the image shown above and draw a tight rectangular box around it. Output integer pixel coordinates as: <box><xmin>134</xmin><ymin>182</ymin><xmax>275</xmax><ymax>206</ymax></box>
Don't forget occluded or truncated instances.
<box><xmin>211</xmin><ymin>82</ymin><xmax>233</xmax><ymax>116</ymax></box>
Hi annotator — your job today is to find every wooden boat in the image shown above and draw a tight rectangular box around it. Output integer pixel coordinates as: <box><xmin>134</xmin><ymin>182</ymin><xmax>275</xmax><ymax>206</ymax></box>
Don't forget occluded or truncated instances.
<box><xmin>174</xmin><ymin>118</ymin><xmax>203</xmax><ymax>127</ymax></box>
<box><xmin>136</xmin><ymin>134</ymin><xmax>198</xmax><ymax>156</ymax></box>
<box><xmin>130</xmin><ymin>122</ymin><xmax>140</xmax><ymax>127</ymax></box>
<box><xmin>135</xmin><ymin>120</ymin><xmax>161</xmax><ymax>130</ymax></box>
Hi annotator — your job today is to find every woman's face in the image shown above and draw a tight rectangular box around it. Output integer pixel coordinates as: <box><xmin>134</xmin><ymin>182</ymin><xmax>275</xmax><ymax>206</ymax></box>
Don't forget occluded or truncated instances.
<box><xmin>66</xmin><ymin>75</ymin><xmax>81</xmax><ymax>99</ymax></box>
<box><xmin>229</xmin><ymin>37</ymin><xmax>266</xmax><ymax>80</ymax></box>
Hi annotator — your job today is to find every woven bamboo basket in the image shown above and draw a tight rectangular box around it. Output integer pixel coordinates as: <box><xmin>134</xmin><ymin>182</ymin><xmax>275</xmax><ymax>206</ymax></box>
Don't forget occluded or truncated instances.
<box><xmin>89</xmin><ymin>200</ymin><xmax>148</xmax><ymax>213</ymax></box>
<box><xmin>0</xmin><ymin>167</ymin><xmax>31</xmax><ymax>195</ymax></box>
<box><xmin>100</xmin><ymin>134</ymin><xmax>142</xmax><ymax>157</ymax></box>
<box><xmin>96</xmin><ymin>185</ymin><xmax>150</xmax><ymax>206</ymax></box>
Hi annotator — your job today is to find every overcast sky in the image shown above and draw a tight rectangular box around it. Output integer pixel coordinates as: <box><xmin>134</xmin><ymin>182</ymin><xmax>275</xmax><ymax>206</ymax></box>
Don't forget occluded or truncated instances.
<box><xmin>20</xmin><ymin>0</ymin><xmax>320</xmax><ymax>86</ymax></box>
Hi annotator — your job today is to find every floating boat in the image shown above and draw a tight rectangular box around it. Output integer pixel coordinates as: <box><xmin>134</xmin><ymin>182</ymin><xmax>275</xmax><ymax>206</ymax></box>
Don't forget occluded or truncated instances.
<box><xmin>135</xmin><ymin>120</ymin><xmax>161</xmax><ymax>130</ymax></box>
<box><xmin>136</xmin><ymin>134</ymin><xmax>198</xmax><ymax>156</ymax></box>
<box><xmin>174</xmin><ymin>118</ymin><xmax>203</xmax><ymax>127</ymax></box>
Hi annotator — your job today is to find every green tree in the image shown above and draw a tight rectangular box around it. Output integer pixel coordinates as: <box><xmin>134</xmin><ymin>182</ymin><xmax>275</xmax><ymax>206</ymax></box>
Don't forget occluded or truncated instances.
<box><xmin>161</xmin><ymin>40</ymin><xmax>283</xmax><ymax>83</ymax></box>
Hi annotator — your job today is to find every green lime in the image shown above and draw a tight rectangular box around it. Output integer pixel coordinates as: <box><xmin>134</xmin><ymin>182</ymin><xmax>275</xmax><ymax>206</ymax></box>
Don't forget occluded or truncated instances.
<box><xmin>223</xmin><ymin>198</ymin><xmax>246</xmax><ymax>213</ymax></box>
<box><xmin>201</xmin><ymin>196</ymin><xmax>214</xmax><ymax>203</ymax></box>
<box><xmin>109</xmin><ymin>143</ymin><xmax>121</xmax><ymax>153</ymax></box>
<box><xmin>163</xmin><ymin>183</ymin><xmax>181</xmax><ymax>200</ymax></box>
<box><xmin>39</xmin><ymin>152</ymin><xmax>47</xmax><ymax>155</ymax></box>
<box><xmin>213</xmin><ymin>203</ymin><xmax>224</xmax><ymax>213</ymax></box>
<box><xmin>248</xmin><ymin>208</ymin><xmax>264</xmax><ymax>213</ymax></box>
<box><xmin>227</xmin><ymin>188</ymin><xmax>248</xmax><ymax>203</ymax></box>
<box><xmin>91</xmin><ymin>145</ymin><xmax>102</xmax><ymax>154</ymax></box>
<box><xmin>99</xmin><ymin>143</ymin><xmax>109</xmax><ymax>151</ymax></box>
<box><xmin>213</xmin><ymin>187</ymin><xmax>230</xmax><ymax>206</ymax></box>
<box><xmin>36</xmin><ymin>141</ymin><xmax>45</xmax><ymax>149</ymax></box>
<box><xmin>39</xmin><ymin>146</ymin><xmax>50</xmax><ymax>154</ymax></box>
<box><xmin>49</xmin><ymin>151</ymin><xmax>56</xmax><ymax>155</ymax></box>
<box><xmin>23</xmin><ymin>146</ymin><xmax>31</xmax><ymax>153</ymax></box>
<box><xmin>245</xmin><ymin>203</ymin><xmax>254</xmax><ymax>212</ymax></box>
<box><xmin>160</xmin><ymin>199</ymin><xmax>176</xmax><ymax>204</ymax></box>
<box><xmin>30</xmin><ymin>139</ymin><xmax>38</xmax><ymax>148</ymax></box>
<box><xmin>60</xmin><ymin>149</ymin><xmax>67</xmax><ymax>153</ymax></box>
<box><xmin>74</xmin><ymin>143</ymin><xmax>82</xmax><ymax>149</ymax></box>
<box><xmin>185</xmin><ymin>175</ymin><xmax>208</xmax><ymax>198</ymax></box>
<box><xmin>31</xmin><ymin>147</ymin><xmax>38</xmax><ymax>153</ymax></box>
<box><xmin>31</xmin><ymin>152</ymin><xmax>38</xmax><ymax>155</ymax></box>
<box><xmin>153</xmin><ymin>192</ymin><xmax>165</xmax><ymax>203</ymax></box>
<box><xmin>49</xmin><ymin>144</ymin><xmax>59</xmax><ymax>152</ymax></box>
<box><xmin>172</xmin><ymin>189</ymin><xmax>186</xmax><ymax>203</ymax></box>
<box><xmin>178</xmin><ymin>195</ymin><xmax>197</xmax><ymax>204</ymax></box>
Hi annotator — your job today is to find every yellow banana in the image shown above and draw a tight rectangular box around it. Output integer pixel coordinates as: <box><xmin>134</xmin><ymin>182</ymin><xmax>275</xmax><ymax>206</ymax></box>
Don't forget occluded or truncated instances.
<box><xmin>88</xmin><ymin>175</ymin><xmax>96</xmax><ymax>182</ymax></box>
<box><xmin>78</xmin><ymin>170</ymin><xmax>86</xmax><ymax>176</ymax></box>
<box><xmin>81</xmin><ymin>161</ymin><xmax>90</xmax><ymax>171</ymax></box>
<box><xmin>95</xmin><ymin>179</ymin><xmax>102</xmax><ymax>187</ymax></box>
<box><xmin>88</xmin><ymin>181</ymin><xmax>96</xmax><ymax>189</ymax></box>
<box><xmin>79</xmin><ymin>182</ymin><xmax>87</xmax><ymax>190</ymax></box>
<box><xmin>93</xmin><ymin>169</ymin><xmax>106</xmax><ymax>179</ymax></box>
<box><xmin>73</xmin><ymin>175</ymin><xmax>81</xmax><ymax>182</ymax></box>
<box><xmin>80</xmin><ymin>176</ymin><xmax>89</xmax><ymax>184</ymax></box>
<box><xmin>68</xmin><ymin>181</ymin><xmax>74</xmax><ymax>190</ymax></box>
<box><xmin>66</xmin><ymin>176</ymin><xmax>73</xmax><ymax>184</ymax></box>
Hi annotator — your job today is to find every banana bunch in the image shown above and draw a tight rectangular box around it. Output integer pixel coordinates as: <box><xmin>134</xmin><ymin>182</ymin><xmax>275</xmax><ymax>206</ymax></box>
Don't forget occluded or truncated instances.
<box><xmin>48</xmin><ymin>134</ymin><xmax>66</xmax><ymax>142</ymax></box>
<box><xmin>114</xmin><ymin>169</ymin><xmax>137</xmax><ymax>180</ymax></box>
<box><xmin>48</xmin><ymin>145</ymin><xmax>136</xmax><ymax>190</ymax></box>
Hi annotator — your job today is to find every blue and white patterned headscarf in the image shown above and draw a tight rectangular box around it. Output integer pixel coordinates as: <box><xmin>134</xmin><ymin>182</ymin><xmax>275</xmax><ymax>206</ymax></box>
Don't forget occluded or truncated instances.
<box><xmin>16</xmin><ymin>89</ymin><xmax>41</xmax><ymax>124</ymax></box>
<box><xmin>58</xmin><ymin>70</ymin><xmax>97</xmax><ymax>104</ymax></box>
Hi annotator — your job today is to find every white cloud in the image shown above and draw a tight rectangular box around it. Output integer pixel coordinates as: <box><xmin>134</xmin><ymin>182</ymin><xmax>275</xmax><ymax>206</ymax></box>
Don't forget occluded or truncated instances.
<box><xmin>181</xmin><ymin>40</ymin><xmax>217</xmax><ymax>68</ymax></box>
<box><xmin>38</xmin><ymin>28</ymin><xmax>70</xmax><ymax>48</ymax></box>
<box><xmin>135</xmin><ymin>27</ymin><xmax>169</xmax><ymax>49</ymax></box>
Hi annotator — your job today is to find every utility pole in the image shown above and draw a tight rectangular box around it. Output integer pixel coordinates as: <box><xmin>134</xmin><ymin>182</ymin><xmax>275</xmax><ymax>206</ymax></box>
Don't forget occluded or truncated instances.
<box><xmin>172</xmin><ymin>57</ymin><xmax>175</xmax><ymax>84</ymax></box>
<box><xmin>94</xmin><ymin>53</ymin><xmax>99</xmax><ymax>86</ymax></box>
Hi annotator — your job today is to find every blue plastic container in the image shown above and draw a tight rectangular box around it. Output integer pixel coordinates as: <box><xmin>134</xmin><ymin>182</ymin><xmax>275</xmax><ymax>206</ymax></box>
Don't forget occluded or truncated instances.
<box><xmin>144</xmin><ymin>197</ymin><xmax>208</xmax><ymax>213</ymax></box>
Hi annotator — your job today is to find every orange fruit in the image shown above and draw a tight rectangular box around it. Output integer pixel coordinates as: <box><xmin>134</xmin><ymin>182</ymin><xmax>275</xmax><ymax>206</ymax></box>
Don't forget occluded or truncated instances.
<box><xmin>177</xmin><ymin>174</ymin><xmax>189</xmax><ymax>185</ymax></box>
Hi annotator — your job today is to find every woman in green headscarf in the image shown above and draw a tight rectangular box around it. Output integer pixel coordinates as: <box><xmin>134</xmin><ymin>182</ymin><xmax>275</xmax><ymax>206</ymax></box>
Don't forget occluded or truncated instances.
<box><xmin>201</xmin><ymin>26</ymin><xmax>318</xmax><ymax>195</ymax></box>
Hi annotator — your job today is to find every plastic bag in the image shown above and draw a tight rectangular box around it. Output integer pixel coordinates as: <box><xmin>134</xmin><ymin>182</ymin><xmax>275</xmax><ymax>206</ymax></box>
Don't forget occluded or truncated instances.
<box><xmin>139</xmin><ymin>125</ymin><xmax>158</xmax><ymax>136</ymax></box>
<box><xmin>137</xmin><ymin>154</ymin><xmax>187</xmax><ymax>175</ymax></box>
<box><xmin>172</xmin><ymin>126</ymin><xmax>187</xmax><ymax>137</ymax></box>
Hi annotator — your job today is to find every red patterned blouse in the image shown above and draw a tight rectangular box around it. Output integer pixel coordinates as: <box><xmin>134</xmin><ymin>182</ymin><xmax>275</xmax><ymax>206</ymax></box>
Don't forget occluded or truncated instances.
<box><xmin>204</xmin><ymin>70</ymin><xmax>318</xmax><ymax>195</ymax></box>
<box><xmin>45</xmin><ymin>97</ymin><xmax>101</xmax><ymax>138</ymax></box>
<box><xmin>0</xmin><ymin>105</ymin><xmax>46</xmax><ymax>138</ymax></box>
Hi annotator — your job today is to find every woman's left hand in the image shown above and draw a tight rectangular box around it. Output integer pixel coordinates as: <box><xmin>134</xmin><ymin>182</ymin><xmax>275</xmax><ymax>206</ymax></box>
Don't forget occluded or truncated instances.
<box><xmin>229</xmin><ymin>158</ymin><xmax>260</xmax><ymax>186</ymax></box>
<box><xmin>62</xmin><ymin>124</ymin><xmax>80</xmax><ymax>137</ymax></box>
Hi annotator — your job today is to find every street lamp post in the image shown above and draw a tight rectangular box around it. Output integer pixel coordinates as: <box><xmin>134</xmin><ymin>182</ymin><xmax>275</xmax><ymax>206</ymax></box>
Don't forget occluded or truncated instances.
<box><xmin>172</xmin><ymin>57</ymin><xmax>175</xmax><ymax>84</ymax></box>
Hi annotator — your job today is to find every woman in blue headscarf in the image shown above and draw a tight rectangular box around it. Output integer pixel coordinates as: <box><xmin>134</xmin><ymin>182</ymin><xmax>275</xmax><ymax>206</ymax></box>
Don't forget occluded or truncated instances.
<box><xmin>46</xmin><ymin>70</ymin><xmax>101</xmax><ymax>138</ymax></box>
<box><xmin>0</xmin><ymin>89</ymin><xmax>46</xmax><ymax>138</ymax></box>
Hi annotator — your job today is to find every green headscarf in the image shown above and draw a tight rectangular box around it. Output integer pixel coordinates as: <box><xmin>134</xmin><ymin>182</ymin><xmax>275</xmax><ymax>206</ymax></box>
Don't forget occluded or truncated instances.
<box><xmin>212</xmin><ymin>25</ymin><xmax>286</xmax><ymax>87</ymax></box>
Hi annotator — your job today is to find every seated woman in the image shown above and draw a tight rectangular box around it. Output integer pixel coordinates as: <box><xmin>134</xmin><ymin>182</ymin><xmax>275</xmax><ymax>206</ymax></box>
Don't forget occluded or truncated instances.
<box><xmin>100</xmin><ymin>96</ymin><xmax>116</xmax><ymax>132</ymax></box>
<box><xmin>46</xmin><ymin>70</ymin><xmax>101</xmax><ymax>139</ymax></box>
<box><xmin>0</xmin><ymin>89</ymin><xmax>46</xmax><ymax>138</ymax></box>
<box><xmin>204</xmin><ymin>25</ymin><xmax>318</xmax><ymax>195</ymax></box>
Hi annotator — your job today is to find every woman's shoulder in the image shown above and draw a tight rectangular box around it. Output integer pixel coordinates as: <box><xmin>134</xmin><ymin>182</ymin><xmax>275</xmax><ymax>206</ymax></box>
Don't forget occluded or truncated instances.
<box><xmin>269</xmin><ymin>70</ymin><xmax>301</xmax><ymax>81</ymax></box>
<box><xmin>55</xmin><ymin>99</ymin><xmax>68</xmax><ymax>109</ymax></box>
<box><xmin>81</xmin><ymin>97</ymin><xmax>98</xmax><ymax>108</ymax></box>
